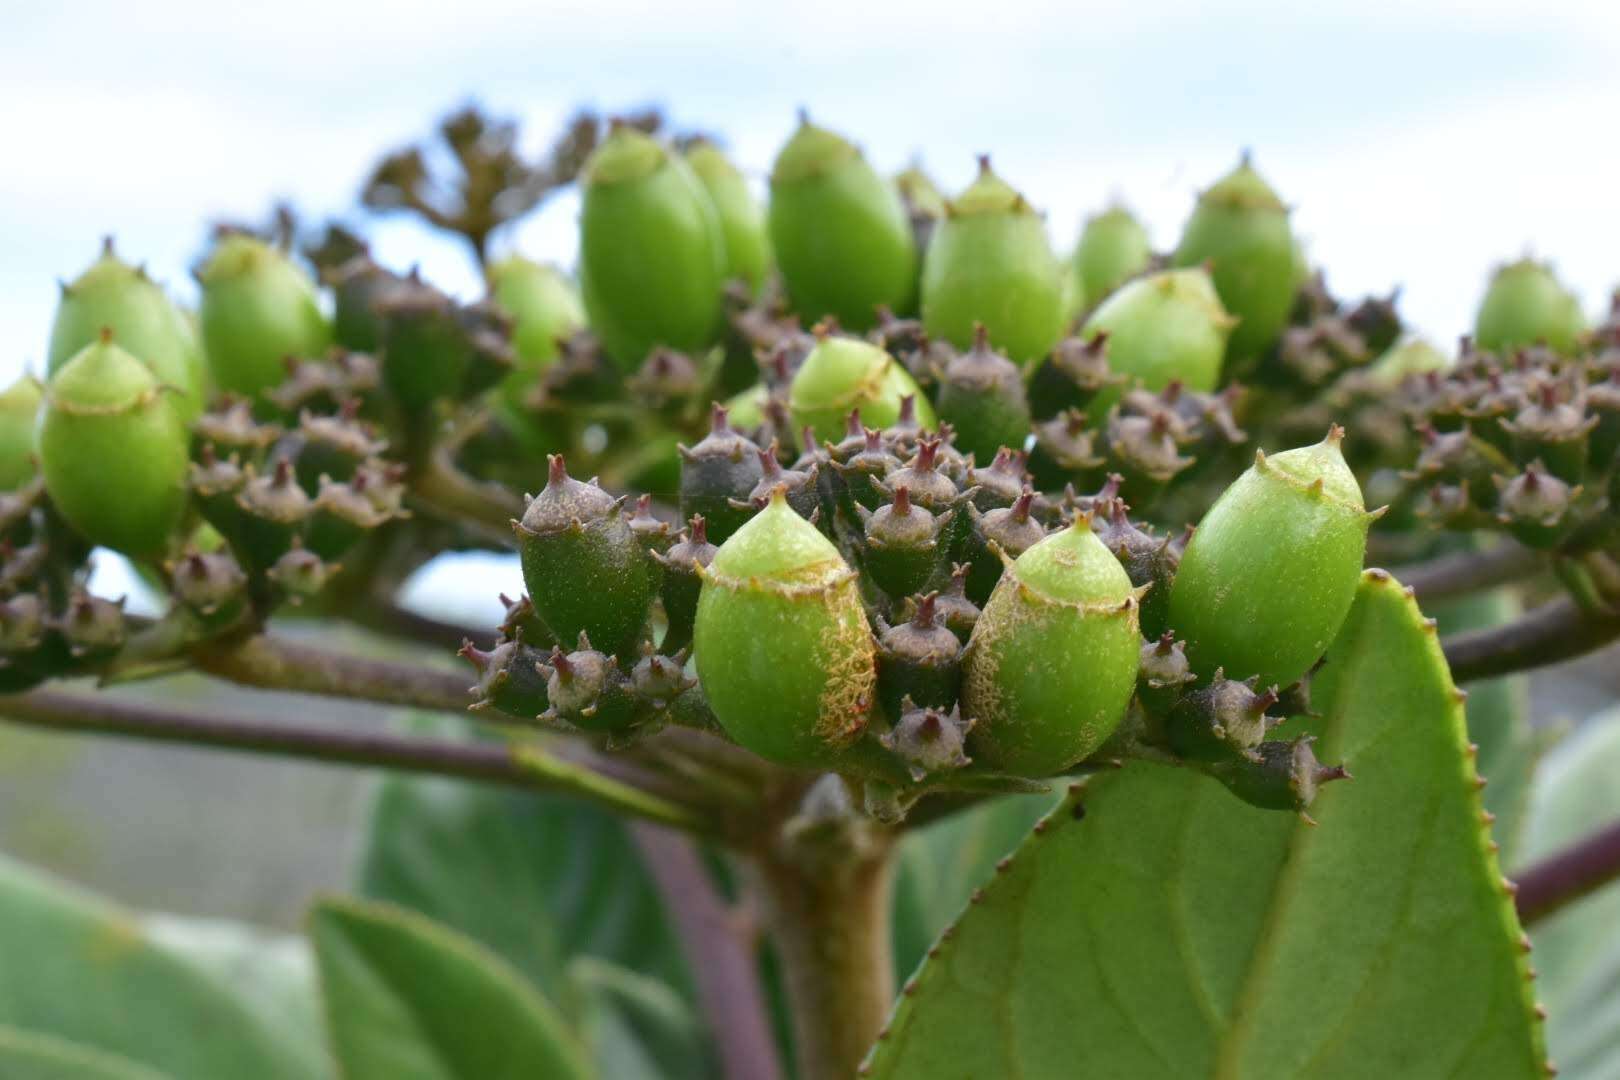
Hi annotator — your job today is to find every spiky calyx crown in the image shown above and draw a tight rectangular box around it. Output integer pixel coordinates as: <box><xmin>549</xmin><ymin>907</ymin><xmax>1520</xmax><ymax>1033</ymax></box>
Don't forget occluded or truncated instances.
<box><xmin>582</xmin><ymin>126</ymin><xmax>669</xmax><ymax>187</ymax></box>
<box><xmin>1199</xmin><ymin>151</ymin><xmax>1287</xmax><ymax>213</ymax></box>
<box><xmin>770</xmin><ymin>113</ymin><xmax>860</xmax><ymax>185</ymax></box>
<box><xmin>949</xmin><ymin>156</ymin><xmax>1033</xmax><ymax>217</ymax></box>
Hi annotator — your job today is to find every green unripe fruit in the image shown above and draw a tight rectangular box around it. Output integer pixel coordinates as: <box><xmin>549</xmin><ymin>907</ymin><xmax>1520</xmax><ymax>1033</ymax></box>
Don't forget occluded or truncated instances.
<box><xmin>329</xmin><ymin>255</ymin><xmax>405</xmax><ymax>352</ymax></box>
<box><xmin>1172</xmin><ymin>153</ymin><xmax>1297</xmax><ymax>366</ymax></box>
<box><xmin>515</xmin><ymin>457</ymin><xmax>658</xmax><ymax>662</ymax></box>
<box><xmin>48</xmin><ymin>240</ymin><xmax>207</xmax><ymax>422</ymax></box>
<box><xmin>579</xmin><ymin>128</ymin><xmax>727</xmax><ymax>371</ymax></box>
<box><xmin>1368</xmin><ymin>337</ymin><xmax>1449</xmax><ymax>385</ymax></box>
<box><xmin>962</xmin><ymin>520</ymin><xmax>1141</xmax><ymax>777</ymax></box>
<box><xmin>197</xmin><ymin>235</ymin><xmax>331</xmax><ymax>399</ymax></box>
<box><xmin>921</xmin><ymin>158</ymin><xmax>1066</xmax><ymax>366</ymax></box>
<box><xmin>1073</xmin><ymin>205</ymin><xmax>1152</xmax><ymax>305</ymax></box>
<box><xmin>1081</xmin><ymin>268</ymin><xmax>1233</xmax><ymax>419</ymax></box>
<box><xmin>39</xmin><ymin>335</ymin><xmax>190</xmax><ymax>559</ymax></box>
<box><xmin>1473</xmin><ymin>258</ymin><xmax>1587</xmax><ymax>356</ymax></box>
<box><xmin>0</xmin><ymin>376</ymin><xmax>43</xmax><ymax>490</ymax></box>
<box><xmin>685</xmin><ymin>142</ymin><xmax>771</xmax><ymax>294</ymax></box>
<box><xmin>768</xmin><ymin>116</ymin><xmax>917</xmax><ymax>330</ymax></box>
<box><xmin>488</xmin><ymin>257</ymin><xmax>585</xmax><ymax>373</ymax></box>
<box><xmin>693</xmin><ymin>489</ymin><xmax>877</xmax><ymax>766</ymax></box>
<box><xmin>1168</xmin><ymin>428</ymin><xmax>1374</xmax><ymax>690</ymax></box>
<box><xmin>787</xmin><ymin>334</ymin><xmax>933</xmax><ymax>445</ymax></box>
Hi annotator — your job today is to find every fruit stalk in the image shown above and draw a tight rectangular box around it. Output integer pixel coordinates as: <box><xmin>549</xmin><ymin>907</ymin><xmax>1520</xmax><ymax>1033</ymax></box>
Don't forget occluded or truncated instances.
<box><xmin>755</xmin><ymin>826</ymin><xmax>897</xmax><ymax>1080</ymax></box>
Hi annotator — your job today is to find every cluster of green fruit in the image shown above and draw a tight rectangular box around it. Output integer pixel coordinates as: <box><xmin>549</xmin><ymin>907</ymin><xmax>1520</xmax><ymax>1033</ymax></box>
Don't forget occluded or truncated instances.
<box><xmin>5</xmin><ymin>108</ymin><xmax>1610</xmax><ymax>823</ymax></box>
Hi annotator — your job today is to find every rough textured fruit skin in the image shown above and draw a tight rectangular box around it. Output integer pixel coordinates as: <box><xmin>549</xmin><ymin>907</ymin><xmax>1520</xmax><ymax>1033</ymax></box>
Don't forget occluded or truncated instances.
<box><xmin>788</xmin><ymin>335</ymin><xmax>933</xmax><ymax>445</ymax></box>
<box><xmin>197</xmin><ymin>235</ymin><xmax>331</xmax><ymax>398</ymax></box>
<box><xmin>1074</xmin><ymin>205</ymin><xmax>1152</xmax><ymax>305</ymax></box>
<box><xmin>962</xmin><ymin>521</ymin><xmax>1140</xmax><ymax>777</ymax></box>
<box><xmin>48</xmin><ymin>242</ymin><xmax>207</xmax><ymax>421</ymax></box>
<box><xmin>0</xmin><ymin>376</ymin><xmax>43</xmax><ymax>490</ymax></box>
<box><xmin>921</xmin><ymin>161</ymin><xmax>1065</xmax><ymax>366</ymax></box>
<box><xmin>1168</xmin><ymin>430</ymin><xmax>1372</xmax><ymax>689</ymax></box>
<box><xmin>1172</xmin><ymin>154</ymin><xmax>1296</xmax><ymax>367</ymax></box>
<box><xmin>685</xmin><ymin>142</ymin><xmax>771</xmax><ymax>294</ymax></box>
<box><xmin>1473</xmin><ymin>258</ymin><xmax>1587</xmax><ymax>356</ymax></box>
<box><xmin>768</xmin><ymin>119</ymin><xmax>918</xmax><ymax>330</ymax></box>
<box><xmin>935</xmin><ymin>329</ymin><xmax>1032</xmax><ymax>461</ymax></box>
<box><xmin>579</xmin><ymin>128</ymin><xmax>726</xmax><ymax>371</ymax></box>
<box><xmin>693</xmin><ymin>491</ymin><xmax>877</xmax><ymax>766</ymax></box>
<box><xmin>39</xmin><ymin>338</ymin><xmax>190</xmax><ymax>559</ymax></box>
<box><xmin>1081</xmin><ymin>267</ymin><xmax>1233</xmax><ymax>418</ymax></box>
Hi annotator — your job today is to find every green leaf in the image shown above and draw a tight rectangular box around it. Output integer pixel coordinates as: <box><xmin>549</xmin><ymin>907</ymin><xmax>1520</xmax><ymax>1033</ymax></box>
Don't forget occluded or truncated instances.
<box><xmin>571</xmin><ymin>958</ymin><xmax>714</xmax><ymax>1080</ymax></box>
<box><xmin>140</xmin><ymin>915</ymin><xmax>327</xmax><ymax>1075</ymax></box>
<box><xmin>358</xmin><ymin>736</ymin><xmax>688</xmax><ymax>1005</ymax></box>
<box><xmin>891</xmin><ymin>792</ymin><xmax>1058</xmax><ymax>983</ymax></box>
<box><xmin>309</xmin><ymin>896</ymin><xmax>594</xmax><ymax>1080</ymax></box>
<box><xmin>867</xmin><ymin>572</ymin><xmax>1547</xmax><ymax>1079</ymax></box>
<box><xmin>1520</xmin><ymin>713</ymin><xmax>1620</xmax><ymax>1078</ymax></box>
<box><xmin>1432</xmin><ymin>586</ymin><xmax>1537</xmax><ymax>864</ymax></box>
<box><xmin>0</xmin><ymin>853</ymin><xmax>318</xmax><ymax>1080</ymax></box>
<box><xmin>0</xmin><ymin>1026</ymin><xmax>171</xmax><ymax>1080</ymax></box>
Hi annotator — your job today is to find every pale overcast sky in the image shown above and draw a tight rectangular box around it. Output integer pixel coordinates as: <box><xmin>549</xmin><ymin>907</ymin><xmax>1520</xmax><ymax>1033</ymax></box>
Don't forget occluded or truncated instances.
<box><xmin>6</xmin><ymin>0</ymin><xmax>1617</xmax><ymax>618</ymax></box>
<box><xmin>4</xmin><ymin>0</ymin><xmax>1619</xmax><ymax>387</ymax></box>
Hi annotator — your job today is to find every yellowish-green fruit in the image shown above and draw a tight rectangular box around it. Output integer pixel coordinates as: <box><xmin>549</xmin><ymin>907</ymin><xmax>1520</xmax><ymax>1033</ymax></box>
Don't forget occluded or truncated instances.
<box><xmin>39</xmin><ymin>335</ymin><xmax>190</xmax><ymax>559</ymax></box>
<box><xmin>1073</xmin><ymin>205</ymin><xmax>1152</xmax><ymax>305</ymax></box>
<box><xmin>921</xmin><ymin>158</ymin><xmax>1066</xmax><ymax>366</ymax></box>
<box><xmin>1168</xmin><ymin>428</ymin><xmax>1374</xmax><ymax>689</ymax></box>
<box><xmin>48</xmin><ymin>239</ymin><xmax>207</xmax><ymax>422</ymax></box>
<box><xmin>580</xmin><ymin>128</ymin><xmax>727</xmax><ymax>371</ymax></box>
<box><xmin>0</xmin><ymin>376</ymin><xmax>42</xmax><ymax>490</ymax></box>
<box><xmin>963</xmin><ymin>520</ymin><xmax>1141</xmax><ymax>776</ymax></box>
<box><xmin>1172</xmin><ymin>153</ymin><xmax>1297</xmax><ymax>367</ymax></box>
<box><xmin>197</xmin><ymin>235</ymin><xmax>331</xmax><ymax>399</ymax></box>
<box><xmin>769</xmin><ymin>117</ymin><xmax>918</xmax><ymax>330</ymax></box>
<box><xmin>787</xmin><ymin>334</ymin><xmax>933</xmax><ymax>444</ymax></box>
<box><xmin>693</xmin><ymin>490</ymin><xmax>877</xmax><ymax>766</ymax></box>
<box><xmin>685</xmin><ymin>142</ymin><xmax>771</xmax><ymax>294</ymax></box>
<box><xmin>1081</xmin><ymin>267</ymin><xmax>1234</xmax><ymax>420</ymax></box>
<box><xmin>1368</xmin><ymin>338</ymin><xmax>1450</xmax><ymax>385</ymax></box>
<box><xmin>486</xmin><ymin>256</ymin><xmax>585</xmax><ymax>424</ymax></box>
<box><xmin>1473</xmin><ymin>258</ymin><xmax>1587</xmax><ymax>356</ymax></box>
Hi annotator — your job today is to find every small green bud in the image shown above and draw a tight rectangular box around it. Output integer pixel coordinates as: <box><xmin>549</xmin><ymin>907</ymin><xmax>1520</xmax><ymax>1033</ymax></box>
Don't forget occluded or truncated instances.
<box><xmin>1166</xmin><ymin>670</ymin><xmax>1280</xmax><ymax>762</ymax></box>
<box><xmin>685</xmin><ymin>142</ymin><xmax>772</xmax><ymax>294</ymax></box>
<box><xmin>858</xmin><ymin>486</ymin><xmax>953</xmax><ymax>599</ymax></box>
<box><xmin>1172</xmin><ymin>153</ymin><xmax>1298</xmax><ymax>367</ymax></box>
<box><xmin>1211</xmin><ymin>736</ymin><xmax>1350</xmax><ymax>817</ymax></box>
<box><xmin>788</xmin><ymin>333</ymin><xmax>933</xmax><ymax>446</ymax></box>
<box><xmin>874</xmin><ymin>593</ymin><xmax>962</xmax><ymax>719</ymax></box>
<box><xmin>0</xmin><ymin>376</ymin><xmax>43</xmax><ymax>490</ymax></box>
<box><xmin>538</xmin><ymin>634</ymin><xmax>639</xmax><ymax>734</ymax></box>
<box><xmin>652</xmin><ymin>515</ymin><xmax>717</xmax><ymax>655</ymax></box>
<box><xmin>328</xmin><ymin>254</ymin><xmax>406</xmax><ymax>353</ymax></box>
<box><xmin>693</xmin><ymin>489</ymin><xmax>877</xmax><ymax>766</ymax></box>
<box><xmin>768</xmin><ymin>116</ymin><xmax>918</xmax><ymax>330</ymax></box>
<box><xmin>49</xmin><ymin>239</ymin><xmax>207</xmax><ymax>422</ymax></box>
<box><xmin>1168</xmin><ymin>428</ymin><xmax>1375</xmax><ymax>689</ymax></box>
<box><xmin>197</xmin><ymin>234</ymin><xmax>332</xmax><ymax>400</ymax></box>
<box><xmin>461</xmin><ymin>637</ymin><xmax>552</xmax><ymax>720</ymax></box>
<box><xmin>515</xmin><ymin>456</ymin><xmax>657</xmax><ymax>661</ymax></box>
<box><xmin>963</xmin><ymin>519</ymin><xmax>1141</xmax><ymax>776</ymax></box>
<box><xmin>1073</xmin><ymin>205</ymin><xmax>1152</xmax><ymax>305</ymax></box>
<box><xmin>935</xmin><ymin>325</ymin><xmax>1033</xmax><ymax>463</ymax></box>
<box><xmin>1136</xmin><ymin>633</ymin><xmax>1196</xmax><ymax>719</ymax></box>
<box><xmin>39</xmin><ymin>334</ymin><xmax>191</xmax><ymax>559</ymax></box>
<box><xmin>921</xmin><ymin>157</ymin><xmax>1066</xmax><ymax>366</ymax></box>
<box><xmin>1473</xmin><ymin>258</ymin><xmax>1587</xmax><ymax>356</ymax></box>
<box><xmin>678</xmin><ymin>404</ymin><xmax>766</xmax><ymax>544</ymax></box>
<box><xmin>579</xmin><ymin>127</ymin><xmax>727</xmax><ymax>370</ymax></box>
<box><xmin>879</xmin><ymin>698</ymin><xmax>972</xmax><ymax>783</ymax></box>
